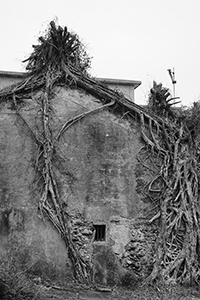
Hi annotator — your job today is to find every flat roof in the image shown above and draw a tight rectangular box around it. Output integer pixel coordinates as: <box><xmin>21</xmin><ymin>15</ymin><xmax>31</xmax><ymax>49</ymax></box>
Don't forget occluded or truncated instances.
<box><xmin>0</xmin><ymin>70</ymin><xmax>26</xmax><ymax>78</ymax></box>
<box><xmin>0</xmin><ymin>71</ymin><xmax>141</xmax><ymax>89</ymax></box>
<box><xmin>96</xmin><ymin>77</ymin><xmax>141</xmax><ymax>89</ymax></box>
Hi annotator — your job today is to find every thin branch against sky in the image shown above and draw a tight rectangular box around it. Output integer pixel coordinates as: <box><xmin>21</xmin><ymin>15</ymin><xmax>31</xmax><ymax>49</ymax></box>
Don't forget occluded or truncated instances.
<box><xmin>0</xmin><ymin>0</ymin><xmax>200</xmax><ymax>106</ymax></box>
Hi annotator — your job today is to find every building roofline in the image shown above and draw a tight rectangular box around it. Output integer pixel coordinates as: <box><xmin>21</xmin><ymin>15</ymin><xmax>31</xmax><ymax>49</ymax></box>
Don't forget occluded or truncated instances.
<box><xmin>0</xmin><ymin>71</ymin><xmax>141</xmax><ymax>89</ymax></box>
<box><xmin>96</xmin><ymin>77</ymin><xmax>141</xmax><ymax>89</ymax></box>
<box><xmin>0</xmin><ymin>69</ymin><xmax>159</xmax><ymax>125</ymax></box>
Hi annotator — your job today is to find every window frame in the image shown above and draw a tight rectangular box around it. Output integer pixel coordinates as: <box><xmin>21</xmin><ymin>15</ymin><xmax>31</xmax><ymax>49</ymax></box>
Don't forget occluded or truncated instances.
<box><xmin>93</xmin><ymin>224</ymin><xmax>106</xmax><ymax>242</ymax></box>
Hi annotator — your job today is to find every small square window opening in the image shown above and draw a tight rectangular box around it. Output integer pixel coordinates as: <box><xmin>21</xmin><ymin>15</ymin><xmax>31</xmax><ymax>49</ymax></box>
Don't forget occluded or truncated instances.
<box><xmin>94</xmin><ymin>224</ymin><xmax>106</xmax><ymax>241</ymax></box>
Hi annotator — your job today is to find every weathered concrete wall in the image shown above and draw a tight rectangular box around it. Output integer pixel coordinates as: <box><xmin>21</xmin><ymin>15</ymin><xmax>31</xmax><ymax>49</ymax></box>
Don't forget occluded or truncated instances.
<box><xmin>0</xmin><ymin>97</ymin><xmax>70</xmax><ymax>281</ymax></box>
<box><xmin>100</xmin><ymin>82</ymin><xmax>135</xmax><ymax>102</ymax></box>
<box><xmin>0</xmin><ymin>86</ymin><xmax>154</xmax><ymax>285</ymax></box>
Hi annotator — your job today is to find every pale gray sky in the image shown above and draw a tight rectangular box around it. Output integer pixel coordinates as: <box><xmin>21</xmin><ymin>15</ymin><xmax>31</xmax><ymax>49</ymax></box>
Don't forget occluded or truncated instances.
<box><xmin>0</xmin><ymin>0</ymin><xmax>200</xmax><ymax>106</ymax></box>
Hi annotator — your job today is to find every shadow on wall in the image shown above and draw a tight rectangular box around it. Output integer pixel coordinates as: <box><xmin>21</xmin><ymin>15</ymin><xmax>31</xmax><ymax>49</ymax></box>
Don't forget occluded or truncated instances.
<box><xmin>93</xmin><ymin>244</ymin><xmax>141</xmax><ymax>287</ymax></box>
<box><xmin>93</xmin><ymin>244</ymin><xmax>122</xmax><ymax>286</ymax></box>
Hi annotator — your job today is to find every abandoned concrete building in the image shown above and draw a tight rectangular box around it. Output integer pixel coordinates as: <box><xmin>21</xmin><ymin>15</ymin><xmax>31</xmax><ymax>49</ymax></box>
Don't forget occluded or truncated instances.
<box><xmin>0</xmin><ymin>23</ymin><xmax>162</xmax><ymax>285</ymax></box>
<box><xmin>0</xmin><ymin>69</ymin><xmax>158</xmax><ymax>285</ymax></box>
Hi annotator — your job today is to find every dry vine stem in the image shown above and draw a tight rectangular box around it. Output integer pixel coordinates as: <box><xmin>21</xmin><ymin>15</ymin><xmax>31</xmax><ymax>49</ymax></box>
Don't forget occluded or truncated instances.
<box><xmin>0</xmin><ymin>21</ymin><xmax>200</xmax><ymax>286</ymax></box>
<box><xmin>38</xmin><ymin>70</ymin><xmax>92</xmax><ymax>283</ymax></box>
<box><xmin>142</xmin><ymin>83</ymin><xmax>200</xmax><ymax>284</ymax></box>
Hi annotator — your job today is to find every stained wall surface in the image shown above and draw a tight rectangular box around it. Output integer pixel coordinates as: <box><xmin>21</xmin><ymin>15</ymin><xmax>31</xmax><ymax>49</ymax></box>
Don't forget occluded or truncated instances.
<box><xmin>0</xmin><ymin>86</ymin><xmax>153</xmax><ymax>284</ymax></box>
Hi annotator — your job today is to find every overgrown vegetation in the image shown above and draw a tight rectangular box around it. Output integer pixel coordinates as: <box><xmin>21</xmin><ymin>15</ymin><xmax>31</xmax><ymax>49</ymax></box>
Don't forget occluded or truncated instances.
<box><xmin>145</xmin><ymin>82</ymin><xmax>200</xmax><ymax>284</ymax></box>
<box><xmin>0</xmin><ymin>253</ymin><xmax>41</xmax><ymax>300</ymax></box>
<box><xmin>0</xmin><ymin>19</ymin><xmax>200</xmax><ymax>292</ymax></box>
<box><xmin>23</xmin><ymin>21</ymin><xmax>91</xmax><ymax>75</ymax></box>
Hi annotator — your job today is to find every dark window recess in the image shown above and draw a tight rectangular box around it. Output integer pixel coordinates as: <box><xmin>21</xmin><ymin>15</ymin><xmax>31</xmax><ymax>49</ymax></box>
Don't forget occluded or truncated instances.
<box><xmin>94</xmin><ymin>224</ymin><xmax>106</xmax><ymax>241</ymax></box>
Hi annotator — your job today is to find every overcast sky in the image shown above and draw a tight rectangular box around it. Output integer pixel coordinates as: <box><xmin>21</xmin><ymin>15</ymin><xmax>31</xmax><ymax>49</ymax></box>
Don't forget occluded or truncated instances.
<box><xmin>0</xmin><ymin>0</ymin><xmax>200</xmax><ymax>106</ymax></box>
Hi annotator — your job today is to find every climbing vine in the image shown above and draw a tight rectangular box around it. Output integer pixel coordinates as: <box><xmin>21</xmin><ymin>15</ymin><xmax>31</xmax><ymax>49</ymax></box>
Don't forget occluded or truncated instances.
<box><xmin>0</xmin><ymin>21</ymin><xmax>95</xmax><ymax>284</ymax></box>
<box><xmin>142</xmin><ymin>82</ymin><xmax>200</xmax><ymax>284</ymax></box>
